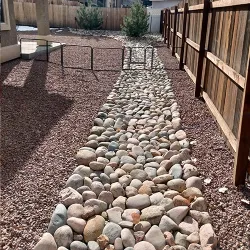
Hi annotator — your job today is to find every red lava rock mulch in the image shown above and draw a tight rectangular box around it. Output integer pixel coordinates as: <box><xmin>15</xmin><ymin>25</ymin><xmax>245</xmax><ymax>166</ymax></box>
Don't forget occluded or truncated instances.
<box><xmin>156</xmin><ymin>43</ymin><xmax>250</xmax><ymax>250</ymax></box>
<box><xmin>1</xmin><ymin>34</ymin><xmax>122</xmax><ymax>250</ymax></box>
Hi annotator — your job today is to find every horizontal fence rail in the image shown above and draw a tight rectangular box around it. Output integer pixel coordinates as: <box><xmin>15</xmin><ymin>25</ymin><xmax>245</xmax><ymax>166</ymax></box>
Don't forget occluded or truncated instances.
<box><xmin>13</xmin><ymin>2</ymin><xmax>131</xmax><ymax>30</ymax></box>
<box><xmin>162</xmin><ymin>0</ymin><xmax>250</xmax><ymax>185</ymax></box>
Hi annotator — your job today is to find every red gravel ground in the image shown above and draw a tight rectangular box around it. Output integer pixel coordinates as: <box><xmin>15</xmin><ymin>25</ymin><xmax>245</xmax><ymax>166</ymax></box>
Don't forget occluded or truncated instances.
<box><xmin>1</xmin><ymin>34</ymin><xmax>122</xmax><ymax>250</ymax></box>
<box><xmin>156</xmin><ymin>43</ymin><xmax>250</xmax><ymax>250</ymax></box>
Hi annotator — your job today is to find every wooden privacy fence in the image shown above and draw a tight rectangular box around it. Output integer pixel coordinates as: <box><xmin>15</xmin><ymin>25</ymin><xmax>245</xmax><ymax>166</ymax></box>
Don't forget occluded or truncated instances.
<box><xmin>14</xmin><ymin>2</ymin><xmax>131</xmax><ymax>30</ymax></box>
<box><xmin>162</xmin><ymin>0</ymin><xmax>250</xmax><ymax>185</ymax></box>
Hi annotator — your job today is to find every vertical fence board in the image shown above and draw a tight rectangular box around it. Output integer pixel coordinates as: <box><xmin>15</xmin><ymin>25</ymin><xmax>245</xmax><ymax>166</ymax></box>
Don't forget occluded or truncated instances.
<box><xmin>195</xmin><ymin>0</ymin><xmax>210</xmax><ymax>97</ymax></box>
<box><xmin>234</xmin><ymin>50</ymin><xmax>250</xmax><ymax>185</ymax></box>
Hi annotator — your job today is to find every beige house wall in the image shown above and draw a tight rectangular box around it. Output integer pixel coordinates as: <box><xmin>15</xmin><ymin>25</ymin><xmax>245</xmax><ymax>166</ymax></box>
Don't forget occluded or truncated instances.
<box><xmin>1</xmin><ymin>0</ymin><xmax>20</xmax><ymax>63</ymax></box>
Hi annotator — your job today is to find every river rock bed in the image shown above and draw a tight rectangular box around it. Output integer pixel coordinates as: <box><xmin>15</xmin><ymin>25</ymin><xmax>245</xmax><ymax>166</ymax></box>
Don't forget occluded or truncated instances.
<box><xmin>34</xmin><ymin>34</ymin><xmax>217</xmax><ymax>250</ymax></box>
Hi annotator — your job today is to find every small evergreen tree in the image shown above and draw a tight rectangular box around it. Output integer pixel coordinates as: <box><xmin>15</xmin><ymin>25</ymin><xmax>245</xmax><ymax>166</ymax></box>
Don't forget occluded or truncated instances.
<box><xmin>121</xmin><ymin>0</ymin><xmax>149</xmax><ymax>37</ymax></box>
<box><xmin>76</xmin><ymin>1</ymin><xmax>103</xmax><ymax>30</ymax></box>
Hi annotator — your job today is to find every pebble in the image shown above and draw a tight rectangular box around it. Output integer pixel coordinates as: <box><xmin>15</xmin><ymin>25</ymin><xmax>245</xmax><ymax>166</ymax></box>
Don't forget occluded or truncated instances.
<box><xmin>173</xmin><ymin>195</ymin><xmax>190</xmax><ymax>207</ymax></box>
<box><xmin>175</xmin><ymin>232</ymin><xmax>188</xmax><ymax>248</ymax></box>
<box><xmin>181</xmin><ymin>187</ymin><xmax>202</xmax><ymax>200</ymax></box>
<box><xmin>159</xmin><ymin>215</ymin><xmax>179</xmax><ymax>232</ymax></box>
<box><xmin>90</xmin><ymin>161</ymin><xmax>106</xmax><ymax>171</ymax></box>
<box><xmin>121</xmin><ymin>155</ymin><xmax>137</xmax><ymax>165</ymax></box>
<box><xmin>130</xmin><ymin>179</ymin><xmax>143</xmax><ymax>189</ymax></box>
<box><xmin>54</xmin><ymin>225</ymin><xmax>73</xmax><ymax>248</ymax></box>
<box><xmin>134</xmin><ymin>221</ymin><xmax>151</xmax><ymax>233</ymax></box>
<box><xmin>110</xmin><ymin>182</ymin><xmax>125</xmax><ymax>198</ymax></box>
<box><xmin>119</xmin><ymin>221</ymin><xmax>134</xmax><ymax>228</ymax></box>
<box><xmin>186</xmin><ymin>232</ymin><xmax>200</xmax><ymax>244</ymax></box>
<box><xmin>34</xmin><ymin>233</ymin><xmax>57</xmax><ymax>250</ymax></box>
<box><xmin>70</xmin><ymin>241</ymin><xmax>87</xmax><ymax>250</ymax></box>
<box><xmin>122</xmin><ymin>209</ymin><xmax>140</xmax><ymax>222</ymax></box>
<box><xmin>185</xmin><ymin>176</ymin><xmax>202</xmax><ymax>190</ymax></box>
<box><xmin>97</xmin><ymin>234</ymin><xmax>109</xmax><ymax>250</ymax></box>
<box><xmin>145</xmin><ymin>225</ymin><xmax>165</xmax><ymax>250</ymax></box>
<box><xmin>82</xmin><ymin>206</ymin><xmax>95</xmax><ymax>220</ymax></box>
<box><xmin>182</xmin><ymin>164</ymin><xmax>198</xmax><ymax>180</ymax></box>
<box><xmin>199</xmin><ymin>223</ymin><xmax>217</xmax><ymax>247</ymax></box>
<box><xmin>75</xmin><ymin>150</ymin><xmax>97</xmax><ymax>166</ymax></box>
<box><xmin>164</xmin><ymin>190</ymin><xmax>179</xmax><ymax>199</ymax></box>
<box><xmin>187</xmin><ymin>243</ymin><xmax>202</xmax><ymax>250</ymax></box>
<box><xmin>60</xmin><ymin>187</ymin><xmax>83</xmax><ymax>207</ymax></box>
<box><xmin>167</xmin><ymin>179</ymin><xmax>186</xmax><ymax>192</ymax></box>
<box><xmin>102</xmin><ymin>222</ymin><xmax>122</xmax><ymax>243</ymax></box>
<box><xmin>153</xmin><ymin>174</ymin><xmax>173</xmax><ymax>184</ymax></box>
<box><xmin>169</xmin><ymin>164</ymin><xmax>183</xmax><ymax>179</ymax></box>
<box><xmin>112</xmin><ymin>196</ymin><xmax>127</xmax><ymax>210</ymax></box>
<box><xmin>84</xmin><ymin>199</ymin><xmax>107</xmax><ymax>214</ymax></box>
<box><xmin>130</xmin><ymin>169</ymin><xmax>148</xmax><ymax>182</ymax></box>
<box><xmin>107</xmin><ymin>207</ymin><xmax>123</xmax><ymax>224</ymax></box>
<box><xmin>149</xmin><ymin>192</ymin><xmax>164</xmax><ymax>205</ymax></box>
<box><xmin>167</xmin><ymin>206</ymin><xmax>189</xmax><ymax>224</ymax></box>
<box><xmin>140</xmin><ymin>206</ymin><xmax>165</xmax><ymax>225</ymax></box>
<box><xmin>126</xmin><ymin>186</ymin><xmax>138</xmax><ymax>197</ymax></box>
<box><xmin>175</xmin><ymin>130</ymin><xmax>186</xmax><ymax>140</ymax></box>
<box><xmin>73</xmin><ymin>165</ymin><xmax>92</xmax><ymax>178</ymax></box>
<box><xmin>48</xmin><ymin>204</ymin><xmax>67</xmax><ymax>235</ymax></box>
<box><xmin>134</xmin><ymin>242</ymin><xmax>156</xmax><ymax>250</ymax></box>
<box><xmin>88</xmin><ymin>241</ymin><xmax>101</xmax><ymax>250</ymax></box>
<box><xmin>189</xmin><ymin>210</ymin><xmax>211</xmax><ymax>225</ymax></box>
<box><xmin>164</xmin><ymin>232</ymin><xmax>175</xmax><ymax>246</ymax></box>
<box><xmin>126</xmin><ymin>194</ymin><xmax>150</xmax><ymax>210</ymax></box>
<box><xmin>121</xmin><ymin>228</ymin><xmax>136</xmax><ymax>247</ymax></box>
<box><xmin>98</xmin><ymin>191</ymin><xmax>114</xmax><ymax>204</ymax></box>
<box><xmin>67</xmin><ymin>217</ymin><xmax>86</xmax><ymax>234</ymax></box>
<box><xmin>179</xmin><ymin>216</ymin><xmax>199</xmax><ymax>235</ymax></box>
<box><xmin>66</xmin><ymin>174</ymin><xmax>84</xmax><ymax>190</ymax></box>
<box><xmin>114</xmin><ymin>238</ymin><xmax>124</xmax><ymax>250</ymax></box>
<box><xmin>190</xmin><ymin>197</ymin><xmax>207</xmax><ymax>212</ymax></box>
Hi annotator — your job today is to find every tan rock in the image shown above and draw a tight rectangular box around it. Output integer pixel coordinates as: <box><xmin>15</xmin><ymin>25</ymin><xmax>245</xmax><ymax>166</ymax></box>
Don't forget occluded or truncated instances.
<box><xmin>84</xmin><ymin>215</ymin><xmax>105</xmax><ymax>242</ymax></box>
<box><xmin>34</xmin><ymin>233</ymin><xmax>57</xmax><ymax>250</ymax></box>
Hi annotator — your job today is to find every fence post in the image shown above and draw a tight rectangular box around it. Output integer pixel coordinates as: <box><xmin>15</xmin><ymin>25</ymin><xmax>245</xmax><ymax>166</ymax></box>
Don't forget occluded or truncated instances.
<box><xmin>233</xmin><ymin>51</ymin><xmax>250</xmax><ymax>186</ymax></box>
<box><xmin>121</xmin><ymin>46</ymin><xmax>124</xmax><ymax>70</ymax></box>
<box><xmin>195</xmin><ymin>0</ymin><xmax>210</xmax><ymax>98</ymax></box>
<box><xmin>172</xmin><ymin>6</ymin><xmax>178</xmax><ymax>57</ymax></box>
<box><xmin>164</xmin><ymin>10</ymin><xmax>167</xmax><ymax>43</ymax></box>
<box><xmin>160</xmin><ymin>10</ymin><xmax>163</xmax><ymax>35</ymax></box>
<box><xmin>167</xmin><ymin>9</ymin><xmax>171</xmax><ymax>48</ymax></box>
<box><xmin>179</xmin><ymin>2</ymin><xmax>188</xmax><ymax>70</ymax></box>
<box><xmin>61</xmin><ymin>44</ymin><xmax>64</xmax><ymax>67</ymax></box>
<box><xmin>46</xmin><ymin>40</ymin><xmax>49</xmax><ymax>62</ymax></box>
<box><xmin>91</xmin><ymin>47</ymin><xmax>93</xmax><ymax>70</ymax></box>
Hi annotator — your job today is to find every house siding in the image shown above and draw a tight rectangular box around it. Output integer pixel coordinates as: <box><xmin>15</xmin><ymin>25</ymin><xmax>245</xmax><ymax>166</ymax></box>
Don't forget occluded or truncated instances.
<box><xmin>151</xmin><ymin>0</ymin><xmax>180</xmax><ymax>9</ymax></box>
<box><xmin>1</xmin><ymin>0</ymin><xmax>18</xmax><ymax>47</ymax></box>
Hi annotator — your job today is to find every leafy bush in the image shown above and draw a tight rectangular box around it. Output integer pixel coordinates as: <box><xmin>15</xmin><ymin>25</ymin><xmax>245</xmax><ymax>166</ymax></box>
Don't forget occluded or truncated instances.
<box><xmin>121</xmin><ymin>0</ymin><xmax>149</xmax><ymax>37</ymax></box>
<box><xmin>76</xmin><ymin>1</ymin><xmax>103</xmax><ymax>30</ymax></box>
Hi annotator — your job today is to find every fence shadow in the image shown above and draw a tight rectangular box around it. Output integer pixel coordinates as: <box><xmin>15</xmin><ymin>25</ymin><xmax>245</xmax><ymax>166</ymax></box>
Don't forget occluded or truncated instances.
<box><xmin>1</xmin><ymin>60</ymin><xmax>73</xmax><ymax>185</ymax></box>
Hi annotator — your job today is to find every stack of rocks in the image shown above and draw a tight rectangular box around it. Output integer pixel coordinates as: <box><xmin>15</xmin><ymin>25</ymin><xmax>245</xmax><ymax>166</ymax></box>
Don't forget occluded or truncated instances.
<box><xmin>34</xmin><ymin>39</ymin><xmax>217</xmax><ymax>250</ymax></box>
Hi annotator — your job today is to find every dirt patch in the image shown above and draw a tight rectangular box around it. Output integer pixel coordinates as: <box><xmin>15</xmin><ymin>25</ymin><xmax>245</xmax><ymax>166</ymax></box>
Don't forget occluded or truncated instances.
<box><xmin>156</xmin><ymin>43</ymin><xmax>250</xmax><ymax>250</ymax></box>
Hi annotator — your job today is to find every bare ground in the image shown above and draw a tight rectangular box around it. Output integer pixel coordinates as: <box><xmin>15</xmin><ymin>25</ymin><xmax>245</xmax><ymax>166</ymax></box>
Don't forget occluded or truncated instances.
<box><xmin>1</xmin><ymin>34</ymin><xmax>122</xmax><ymax>250</ymax></box>
<box><xmin>156</xmin><ymin>43</ymin><xmax>250</xmax><ymax>250</ymax></box>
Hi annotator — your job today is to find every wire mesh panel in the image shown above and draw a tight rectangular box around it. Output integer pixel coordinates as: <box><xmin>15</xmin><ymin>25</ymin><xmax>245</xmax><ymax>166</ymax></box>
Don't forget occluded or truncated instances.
<box><xmin>93</xmin><ymin>48</ymin><xmax>124</xmax><ymax>71</ymax></box>
<box><xmin>63</xmin><ymin>45</ymin><xmax>92</xmax><ymax>70</ymax></box>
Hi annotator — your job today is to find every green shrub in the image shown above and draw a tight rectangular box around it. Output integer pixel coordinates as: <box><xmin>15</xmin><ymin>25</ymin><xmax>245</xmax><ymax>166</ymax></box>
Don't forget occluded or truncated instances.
<box><xmin>76</xmin><ymin>1</ymin><xmax>103</xmax><ymax>30</ymax></box>
<box><xmin>121</xmin><ymin>0</ymin><xmax>149</xmax><ymax>37</ymax></box>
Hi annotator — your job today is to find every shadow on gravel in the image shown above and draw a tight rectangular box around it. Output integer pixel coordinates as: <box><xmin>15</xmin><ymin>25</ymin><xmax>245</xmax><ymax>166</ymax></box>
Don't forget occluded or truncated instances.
<box><xmin>1</xmin><ymin>60</ymin><xmax>73</xmax><ymax>185</ymax></box>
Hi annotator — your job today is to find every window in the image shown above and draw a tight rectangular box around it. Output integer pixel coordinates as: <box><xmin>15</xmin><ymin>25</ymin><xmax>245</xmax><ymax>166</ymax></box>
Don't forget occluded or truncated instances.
<box><xmin>1</xmin><ymin>0</ymin><xmax>11</xmax><ymax>31</ymax></box>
